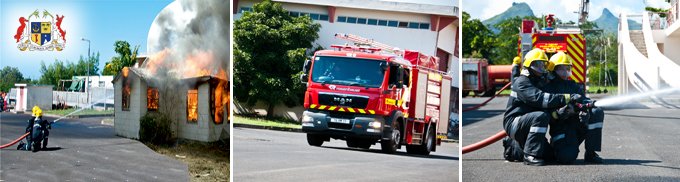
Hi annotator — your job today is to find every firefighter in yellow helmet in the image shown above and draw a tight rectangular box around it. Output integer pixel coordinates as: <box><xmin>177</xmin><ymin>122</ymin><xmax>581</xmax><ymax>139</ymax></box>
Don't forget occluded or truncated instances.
<box><xmin>19</xmin><ymin>106</ymin><xmax>52</xmax><ymax>151</ymax></box>
<box><xmin>502</xmin><ymin>48</ymin><xmax>583</xmax><ymax>166</ymax></box>
<box><xmin>510</xmin><ymin>56</ymin><xmax>522</xmax><ymax>84</ymax></box>
<box><xmin>545</xmin><ymin>51</ymin><xmax>605</xmax><ymax>164</ymax></box>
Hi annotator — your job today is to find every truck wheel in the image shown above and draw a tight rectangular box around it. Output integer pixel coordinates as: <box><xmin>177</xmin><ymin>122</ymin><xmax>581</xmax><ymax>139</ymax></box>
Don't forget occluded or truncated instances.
<box><xmin>380</xmin><ymin>121</ymin><xmax>401</xmax><ymax>154</ymax></box>
<box><xmin>307</xmin><ymin>134</ymin><xmax>324</xmax><ymax>146</ymax></box>
<box><xmin>406</xmin><ymin>127</ymin><xmax>435</xmax><ymax>155</ymax></box>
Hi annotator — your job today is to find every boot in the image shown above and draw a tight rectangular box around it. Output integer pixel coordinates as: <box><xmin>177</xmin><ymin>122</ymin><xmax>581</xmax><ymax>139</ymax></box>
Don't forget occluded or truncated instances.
<box><xmin>523</xmin><ymin>155</ymin><xmax>545</xmax><ymax>166</ymax></box>
<box><xmin>584</xmin><ymin>150</ymin><xmax>603</xmax><ymax>164</ymax></box>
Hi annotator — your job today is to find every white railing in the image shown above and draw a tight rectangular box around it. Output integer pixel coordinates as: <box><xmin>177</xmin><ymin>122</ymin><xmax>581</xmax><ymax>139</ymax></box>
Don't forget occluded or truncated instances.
<box><xmin>648</xmin><ymin>12</ymin><xmax>669</xmax><ymax>30</ymax></box>
<box><xmin>670</xmin><ymin>0</ymin><xmax>679</xmax><ymax>27</ymax></box>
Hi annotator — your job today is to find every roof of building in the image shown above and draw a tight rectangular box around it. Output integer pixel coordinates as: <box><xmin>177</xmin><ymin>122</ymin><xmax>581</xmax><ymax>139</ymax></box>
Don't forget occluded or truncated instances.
<box><xmin>273</xmin><ymin>0</ymin><xmax>457</xmax><ymax>16</ymax></box>
<box><xmin>112</xmin><ymin>67</ymin><xmax>227</xmax><ymax>87</ymax></box>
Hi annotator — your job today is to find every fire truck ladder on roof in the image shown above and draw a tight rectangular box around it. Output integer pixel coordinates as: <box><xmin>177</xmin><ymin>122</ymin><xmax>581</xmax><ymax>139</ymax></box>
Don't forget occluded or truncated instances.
<box><xmin>334</xmin><ymin>33</ymin><xmax>398</xmax><ymax>53</ymax></box>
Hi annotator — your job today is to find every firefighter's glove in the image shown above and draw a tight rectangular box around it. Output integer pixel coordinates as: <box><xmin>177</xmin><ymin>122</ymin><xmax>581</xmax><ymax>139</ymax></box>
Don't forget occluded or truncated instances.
<box><xmin>552</xmin><ymin>103</ymin><xmax>575</xmax><ymax>121</ymax></box>
<box><xmin>564</xmin><ymin>93</ymin><xmax>584</xmax><ymax>104</ymax></box>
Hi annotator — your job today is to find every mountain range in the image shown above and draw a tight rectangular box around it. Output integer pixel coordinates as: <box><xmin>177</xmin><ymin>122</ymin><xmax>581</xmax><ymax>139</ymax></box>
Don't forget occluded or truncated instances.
<box><xmin>480</xmin><ymin>2</ymin><xmax>641</xmax><ymax>33</ymax></box>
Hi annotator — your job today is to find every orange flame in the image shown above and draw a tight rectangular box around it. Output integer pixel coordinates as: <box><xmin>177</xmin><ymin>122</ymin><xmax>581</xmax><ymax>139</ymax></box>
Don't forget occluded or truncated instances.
<box><xmin>147</xmin><ymin>87</ymin><xmax>159</xmax><ymax>111</ymax></box>
<box><xmin>187</xmin><ymin>89</ymin><xmax>198</xmax><ymax>122</ymax></box>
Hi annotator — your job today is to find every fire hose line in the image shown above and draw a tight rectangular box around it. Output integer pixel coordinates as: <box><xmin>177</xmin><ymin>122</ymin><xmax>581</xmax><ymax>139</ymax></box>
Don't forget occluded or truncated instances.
<box><xmin>462</xmin><ymin>82</ymin><xmax>512</xmax><ymax>112</ymax></box>
<box><xmin>0</xmin><ymin>132</ymin><xmax>29</xmax><ymax>149</ymax></box>
<box><xmin>462</xmin><ymin>130</ymin><xmax>507</xmax><ymax>154</ymax></box>
<box><xmin>461</xmin><ymin>82</ymin><xmax>512</xmax><ymax>154</ymax></box>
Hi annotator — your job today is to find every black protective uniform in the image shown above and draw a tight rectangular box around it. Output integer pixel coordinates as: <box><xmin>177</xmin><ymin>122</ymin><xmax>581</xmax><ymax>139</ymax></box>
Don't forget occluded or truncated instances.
<box><xmin>503</xmin><ymin>64</ymin><xmax>524</xmax><ymax>161</ymax></box>
<box><xmin>504</xmin><ymin>71</ymin><xmax>569</xmax><ymax>160</ymax></box>
<box><xmin>21</xmin><ymin>117</ymin><xmax>50</xmax><ymax>151</ymax></box>
<box><xmin>545</xmin><ymin>77</ymin><xmax>604</xmax><ymax>164</ymax></box>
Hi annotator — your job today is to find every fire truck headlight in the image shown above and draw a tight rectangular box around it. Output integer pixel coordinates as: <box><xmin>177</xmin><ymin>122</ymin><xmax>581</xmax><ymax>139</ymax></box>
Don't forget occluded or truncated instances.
<box><xmin>369</xmin><ymin>121</ymin><xmax>382</xmax><ymax>128</ymax></box>
<box><xmin>302</xmin><ymin>114</ymin><xmax>314</xmax><ymax>123</ymax></box>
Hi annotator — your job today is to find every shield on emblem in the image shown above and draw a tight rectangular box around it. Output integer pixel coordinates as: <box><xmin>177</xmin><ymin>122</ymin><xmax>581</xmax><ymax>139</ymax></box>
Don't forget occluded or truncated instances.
<box><xmin>30</xmin><ymin>22</ymin><xmax>51</xmax><ymax>45</ymax></box>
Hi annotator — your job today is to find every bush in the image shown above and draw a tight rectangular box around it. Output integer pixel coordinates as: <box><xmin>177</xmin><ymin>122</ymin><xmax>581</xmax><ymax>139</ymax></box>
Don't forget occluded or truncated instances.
<box><xmin>139</xmin><ymin>112</ymin><xmax>175</xmax><ymax>145</ymax></box>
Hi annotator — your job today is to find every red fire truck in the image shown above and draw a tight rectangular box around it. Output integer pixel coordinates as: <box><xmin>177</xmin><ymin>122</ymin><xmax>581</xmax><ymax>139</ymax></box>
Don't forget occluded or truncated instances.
<box><xmin>300</xmin><ymin>34</ymin><xmax>452</xmax><ymax>155</ymax></box>
<box><xmin>520</xmin><ymin>14</ymin><xmax>587</xmax><ymax>87</ymax></box>
<box><xmin>462</xmin><ymin>58</ymin><xmax>512</xmax><ymax>97</ymax></box>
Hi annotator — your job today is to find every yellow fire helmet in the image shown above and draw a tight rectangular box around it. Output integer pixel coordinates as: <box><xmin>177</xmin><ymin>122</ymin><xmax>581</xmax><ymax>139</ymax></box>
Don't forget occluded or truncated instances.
<box><xmin>548</xmin><ymin>51</ymin><xmax>572</xmax><ymax>71</ymax></box>
<box><xmin>32</xmin><ymin>106</ymin><xmax>42</xmax><ymax>117</ymax></box>
<box><xmin>512</xmin><ymin>56</ymin><xmax>522</xmax><ymax>65</ymax></box>
<box><xmin>523</xmin><ymin>48</ymin><xmax>548</xmax><ymax>68</ymax></box>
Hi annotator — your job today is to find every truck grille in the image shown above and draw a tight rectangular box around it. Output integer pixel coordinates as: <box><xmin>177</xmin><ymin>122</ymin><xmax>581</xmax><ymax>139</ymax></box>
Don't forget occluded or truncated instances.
<box><xmin>318</xmin><ymin>92</ymin><xmax>369</xmax><ymax>109</ymax></box>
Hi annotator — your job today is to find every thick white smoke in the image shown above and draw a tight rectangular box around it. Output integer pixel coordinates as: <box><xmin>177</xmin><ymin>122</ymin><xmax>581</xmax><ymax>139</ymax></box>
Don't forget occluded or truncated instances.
<box><xmin>145</xmin><ymin>0</ymin><xmax>229</xmax><ymax>79</ymax></box>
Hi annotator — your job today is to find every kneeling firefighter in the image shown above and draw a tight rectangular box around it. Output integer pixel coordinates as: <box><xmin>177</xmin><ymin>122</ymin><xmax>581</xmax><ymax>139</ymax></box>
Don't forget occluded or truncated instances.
<box><xmin>503</xmin><ymin>48</ymin><xmax>582</xmax><ymax>166</ymax></box>
<box><xmin>17</xmin><ymin>106</ymin><xmax>51</xmax><ymax>152</ymax></box>
<box><xmin>546</xmin><ymin>52</ymin><xmax>604</xmax><ymax>164</ymax></box>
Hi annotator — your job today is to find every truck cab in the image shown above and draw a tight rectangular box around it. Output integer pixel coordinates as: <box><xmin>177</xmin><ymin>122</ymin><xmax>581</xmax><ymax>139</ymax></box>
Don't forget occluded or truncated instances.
<box><xmin>300</xmin><ymin>44</ymin><xmax>451</xmax><ymax>155</ymax></box>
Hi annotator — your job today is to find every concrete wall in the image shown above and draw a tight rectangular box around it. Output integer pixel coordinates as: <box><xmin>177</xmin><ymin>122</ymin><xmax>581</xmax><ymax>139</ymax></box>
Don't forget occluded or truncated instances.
<box><xmin>177</xmin><ymin>82</ymin><xmax>229</xmax><ymax>142</ymax></box>
<box><xmin>236</xmin><ymin>0</ymin><xmax>441</xmax><ymax>55</ymax></box>
<box><xmin>234</xmin><ymin>100</ymin><xmax>306</xmax><ymax>121</ymax></box>
<box><xmin>12</xmin><ymin>85</ymin><xmax>52</xmax><ymax>112</ymax></box>
<box><xmin>663</xmin><ymin>36</ymin><xmax>680</xmax><ymax>65</ymax></box>
<box><xmin>53</xmin><ymin>87</ymin><xmax>114</xmax><ymax>109</ymax></box>
<box><xmin>26</xmin><ymin>86</ymin><xmax>53</xmax><ymax>112</ymax></box>
<box><xmin>113</xmin><ymin>73</ymin><xmax>146</xmax><ymax>139</ymax></box>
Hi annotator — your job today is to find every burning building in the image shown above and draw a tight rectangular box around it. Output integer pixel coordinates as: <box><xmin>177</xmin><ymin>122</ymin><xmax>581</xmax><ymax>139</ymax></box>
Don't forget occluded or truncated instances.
<box><xmin>112</xmin><ymin>60</ymin><xmax>229</xmax><ymax>142</ymax></box>
<box><xmin>112</xmin><ymin>0</ymin><xmax>230</xmax><ymax>142</ymax></box>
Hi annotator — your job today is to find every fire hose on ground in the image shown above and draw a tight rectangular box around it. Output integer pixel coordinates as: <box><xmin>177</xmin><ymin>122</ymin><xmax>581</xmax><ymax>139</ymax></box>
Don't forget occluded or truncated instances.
<box><xmin>461</xmin><ymin>82</ymin><xmax>512</xmax><ymax>154</ymax></box>
<box><xmin>0</xmin><ymin>117</ymin><xmax>60</xmax><ymax>149</ymax></box>
<box><xmin>0</xmin><ymin>133</ymin><xmax>30</xmax><ymax>149</ymax></box>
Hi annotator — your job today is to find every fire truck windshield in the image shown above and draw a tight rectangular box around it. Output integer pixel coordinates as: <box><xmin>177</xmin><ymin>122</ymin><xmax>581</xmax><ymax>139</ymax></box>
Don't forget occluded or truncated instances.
<box><xmin>311</xmin><ymin>56</ymin><xmax>386</xmax><ymax>88</ymax></box>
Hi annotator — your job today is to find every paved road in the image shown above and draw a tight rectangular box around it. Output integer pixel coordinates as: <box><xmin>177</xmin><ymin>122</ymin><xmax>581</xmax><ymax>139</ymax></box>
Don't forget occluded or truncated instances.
<box><xmin>1</xmin><ymin>113</ymin><xmax>188</xmax><ymax>181</ymax></box>
<box><xmin>462</xmin><ymin>97</ymin><xmax>680</xmax><ymax>181</ymax></box>
<box><xmin>233</xmin><ymin>127</ymin><xmax>459</xmax><ymax>182</ymax></box>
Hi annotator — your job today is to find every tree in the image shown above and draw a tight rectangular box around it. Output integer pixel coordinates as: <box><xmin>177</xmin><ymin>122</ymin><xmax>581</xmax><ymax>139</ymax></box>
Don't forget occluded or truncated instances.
<box><xmin>462</xmin><ymin>12</ymin><xmax>495</xmax><ymax>59</ymax></box>
<box><xmin>490</xmin><ymin>16</ymin><xmax>544</xmax><ymax>65</ymax></box>
<box><xmin>586</xmin><ymin>33</ymin><xmax>618</xmax><ymax>86</ymax></box>
<box><xmin>38</xmin><ymin>52</ymin><xmax>100</xmax><ymax>87</ymax></box>
<box><xmin>102</xmin><ymin>41</ymin><xmax>140</xmax><ymax>75</ymax></box>
<box><xmin>233</xmin><ymin>0</ymin><xmax>320</xmax><ymax>118</ymax></box>
<box><xmin>0</xmin><ymin>66</ymin><xmax>27</xmax><ymax>92</ymax></box>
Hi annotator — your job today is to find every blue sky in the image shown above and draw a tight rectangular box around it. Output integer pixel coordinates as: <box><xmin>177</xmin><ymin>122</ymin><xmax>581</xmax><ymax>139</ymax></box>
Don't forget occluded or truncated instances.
<box><xmin>464</xmin><ymin>0</ymin><xmax>671</xmax><ymax>22</ymax></box>
<box><xmin>1</xmin><ymin>0</ymin><xmax>173</xmax><ymax>79</ymax></box>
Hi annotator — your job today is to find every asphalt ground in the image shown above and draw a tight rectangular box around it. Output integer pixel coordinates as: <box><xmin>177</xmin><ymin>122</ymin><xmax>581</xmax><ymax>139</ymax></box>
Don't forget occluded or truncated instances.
<box><xmin>233</xmin><ymin>127</ymin><xmax>459</xmax><ymax>182</ymax></box>
<box><xmin>462</xmin><ymin>97</ymin><xmax>680</xmax><ymax>181</ymax></box>
<box><xmin>0</xmin><ymin>112</ymin><xmax>189</xmax><ymax>181</ymax></box>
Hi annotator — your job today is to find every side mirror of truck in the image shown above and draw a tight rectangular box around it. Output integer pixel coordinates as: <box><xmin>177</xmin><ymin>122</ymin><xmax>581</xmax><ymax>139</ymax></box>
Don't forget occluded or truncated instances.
<box><xmin>300</xmin><ymin>73</ymin><xmax>308</xmax><ymax>84</ymax></box>
<box><xmin>302</xmin><ymin>59</ymin><xmax>311</xmax><ymax>74</ymax></box>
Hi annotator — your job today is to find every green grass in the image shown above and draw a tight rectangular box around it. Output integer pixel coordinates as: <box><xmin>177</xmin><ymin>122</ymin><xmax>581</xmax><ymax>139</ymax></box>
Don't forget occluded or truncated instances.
<box><xmin>44</xmin><ymin>108</ymin><xmax>114</xmax><ymax>116</ymax></box>
<box><xmin>587</xmin><ymin>86</ymin><xmax>617</xmax><ymax>94</ymax></box>
<box><xmin>234</xmin><ymin>115</ymin><xmax>301</xmax><ymax>129</ymax></box>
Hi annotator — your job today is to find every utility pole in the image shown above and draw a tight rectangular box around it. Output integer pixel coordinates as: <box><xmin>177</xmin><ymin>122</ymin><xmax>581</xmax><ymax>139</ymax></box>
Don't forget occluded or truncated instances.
<box><xmin>81</xmin><ymin>38</ymin><xmax>91</xmax><ymax>108</ymax></box>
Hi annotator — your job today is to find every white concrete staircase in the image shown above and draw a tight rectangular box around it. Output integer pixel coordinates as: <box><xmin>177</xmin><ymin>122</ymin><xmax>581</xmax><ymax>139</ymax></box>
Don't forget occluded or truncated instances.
<box><xmin>629</xmin><ymin>30</ymin><xmax>648</xmax><ymax>57</ymax></box>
